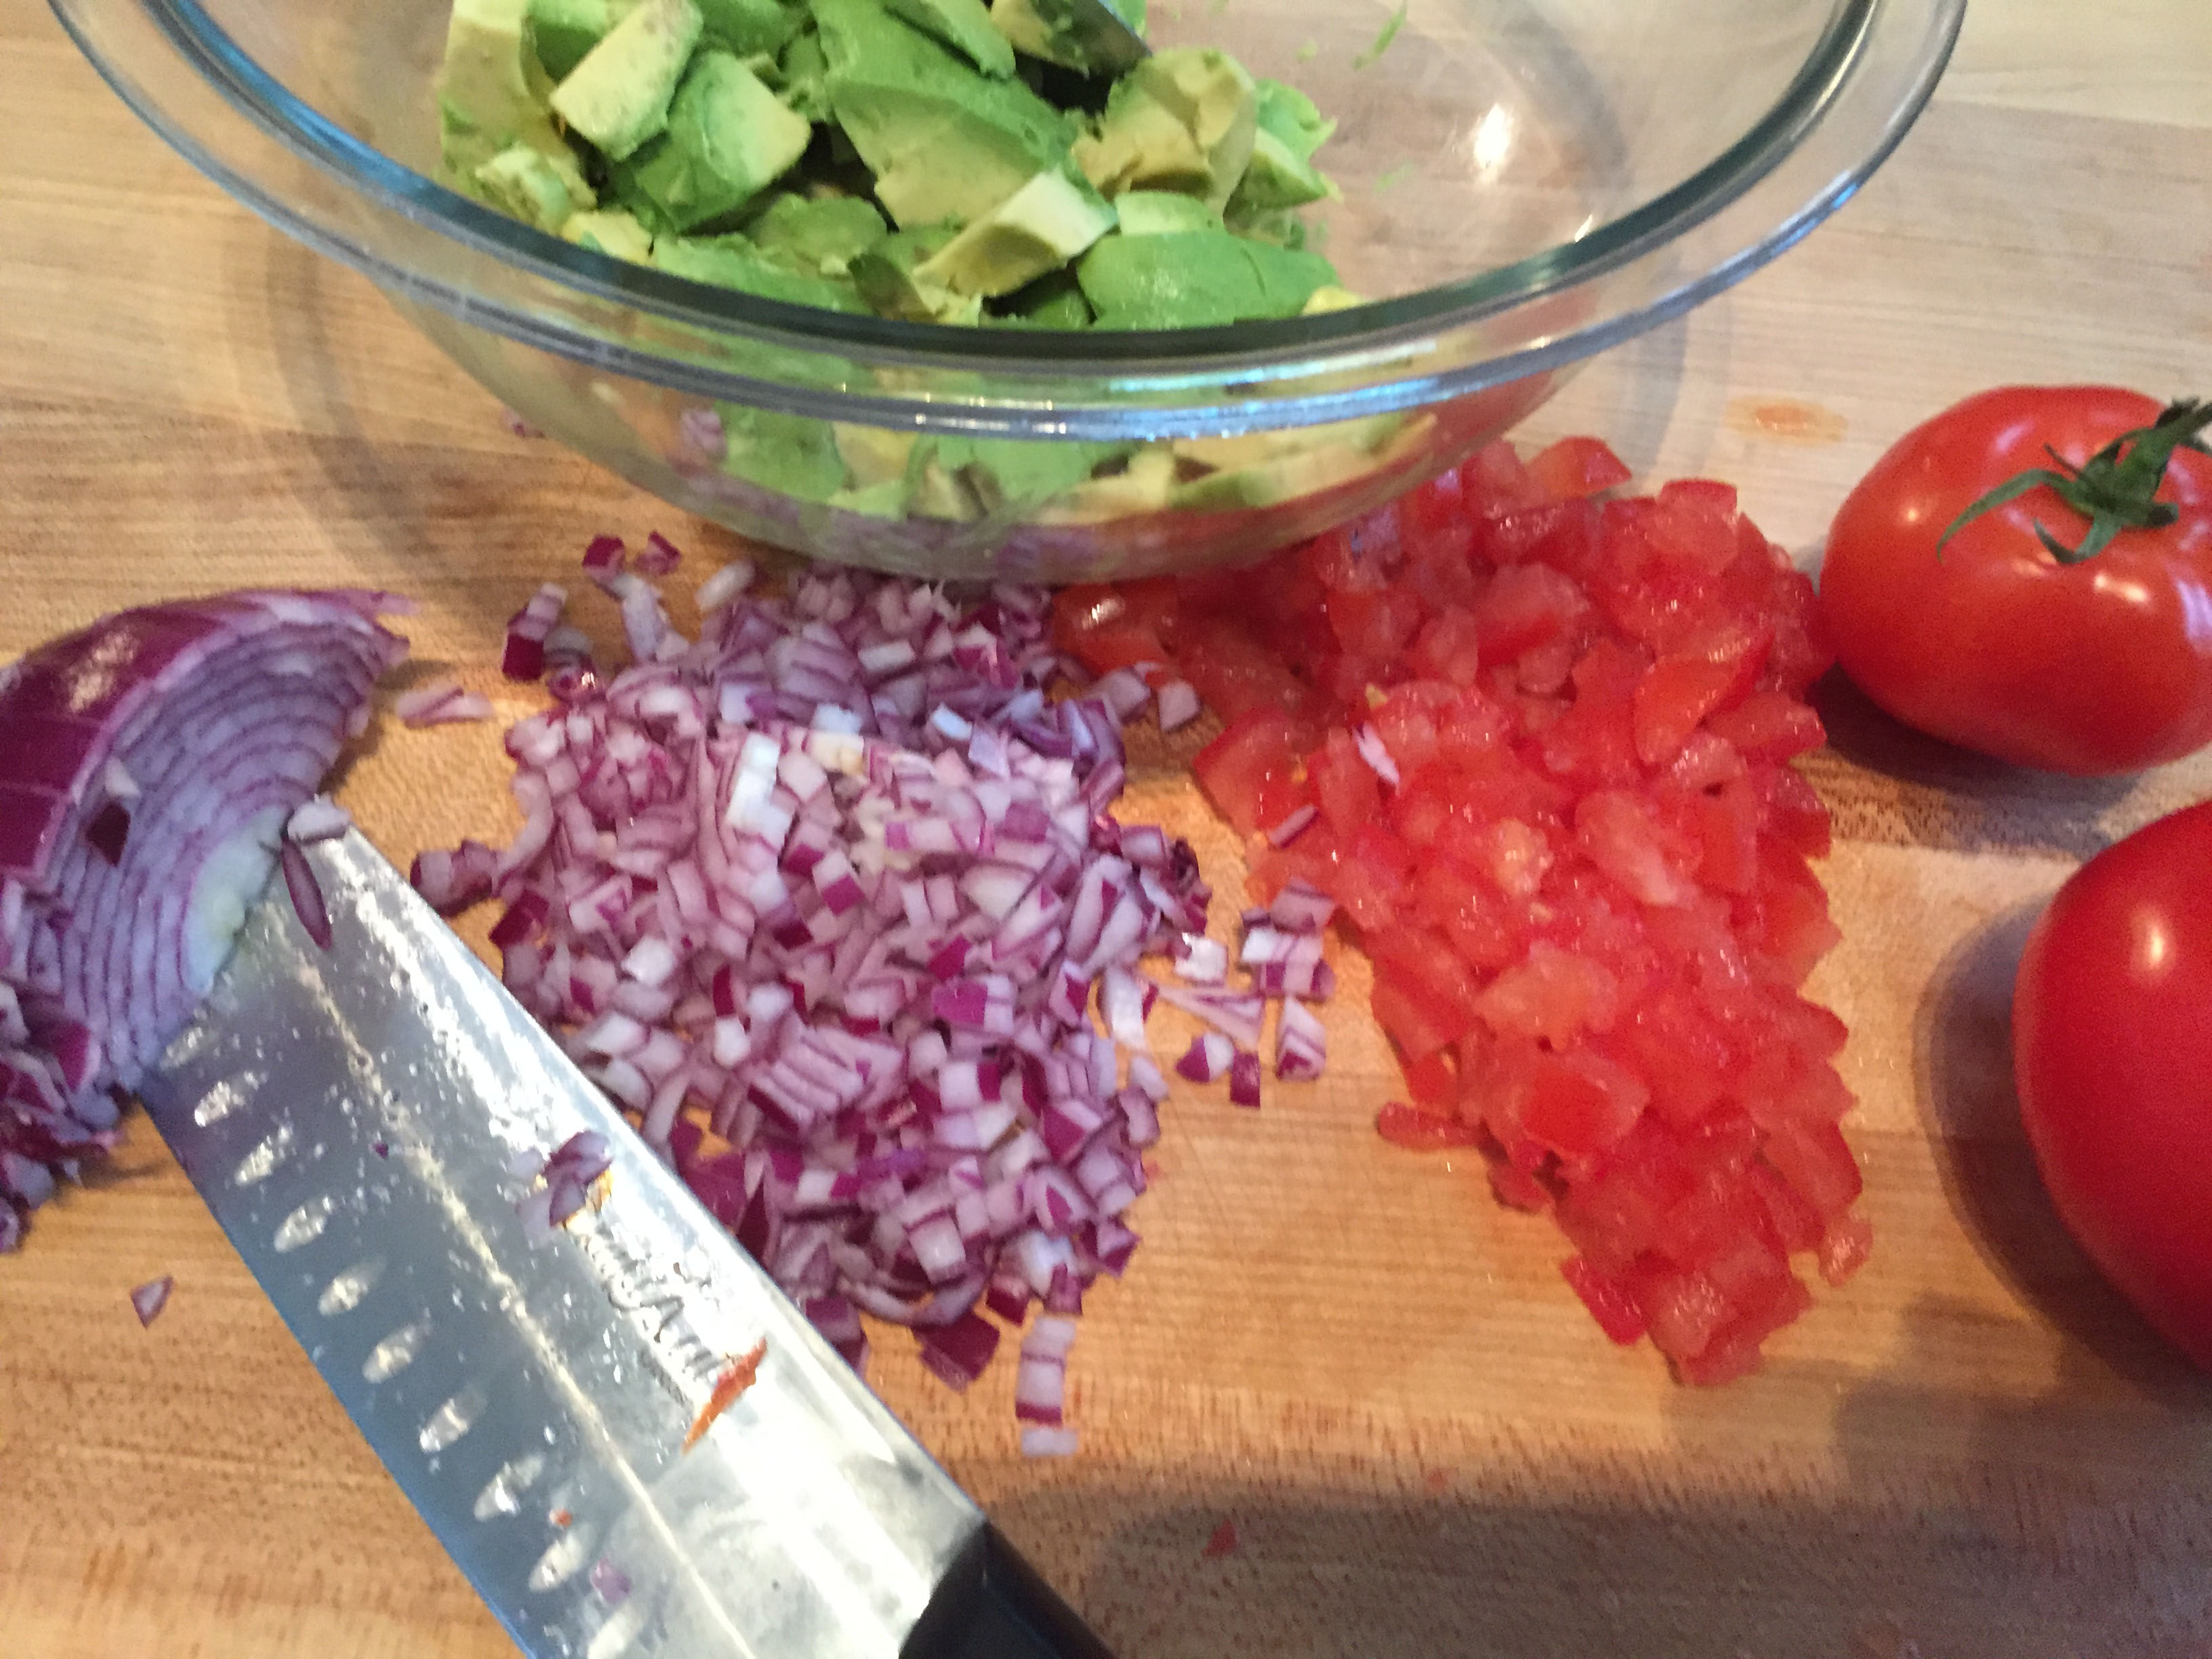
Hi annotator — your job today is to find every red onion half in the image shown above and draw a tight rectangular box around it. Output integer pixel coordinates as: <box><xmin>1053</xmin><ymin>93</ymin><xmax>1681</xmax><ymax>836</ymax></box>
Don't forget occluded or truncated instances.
<box><xmin>0</xmin><ymin>591</ymin><xmax>406</xmax><ymax>1248</ymax></box>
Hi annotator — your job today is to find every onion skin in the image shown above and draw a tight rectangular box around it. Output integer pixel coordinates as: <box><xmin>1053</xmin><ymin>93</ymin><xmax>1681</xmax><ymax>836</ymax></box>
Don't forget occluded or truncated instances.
<box><xmin>0</xmin><ymin>590</ymin><xmax>405</xmax><ymax>1248</ymax></box>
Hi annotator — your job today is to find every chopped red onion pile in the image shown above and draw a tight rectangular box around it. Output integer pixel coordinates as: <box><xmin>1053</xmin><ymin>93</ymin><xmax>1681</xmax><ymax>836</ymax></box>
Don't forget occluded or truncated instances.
<box><xmin>417</xmin><ymin>543</ymin><xmax>1232</xmax><ymax>1452</ymax></box>
<box><xmin>0</xmin><ymin>592</ymin><xmax>406</xmax><ymax>1250</ymax></box>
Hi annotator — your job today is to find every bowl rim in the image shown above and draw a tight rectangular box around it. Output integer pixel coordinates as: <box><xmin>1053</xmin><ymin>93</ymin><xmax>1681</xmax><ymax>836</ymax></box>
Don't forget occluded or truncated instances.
<box><xmin>56</xmin><ymin>0</ymin><xmax>1965</xmax><ymax>432</ymax></box>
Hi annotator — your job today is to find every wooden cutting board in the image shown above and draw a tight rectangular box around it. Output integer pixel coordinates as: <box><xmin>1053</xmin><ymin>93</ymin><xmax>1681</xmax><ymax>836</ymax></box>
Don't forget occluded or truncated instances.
<box><xmin>5</xmin><ymin>3</ymin><xmax>2212</xmax><ymax>1654</ymax></box>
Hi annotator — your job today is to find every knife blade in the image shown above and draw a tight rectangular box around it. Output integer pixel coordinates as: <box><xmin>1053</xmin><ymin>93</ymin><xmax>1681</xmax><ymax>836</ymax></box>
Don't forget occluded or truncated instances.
<box><xmin>137</xmin><ymin>830</ymin><xmax>1114</xmax><ymax>1659</ymax></box>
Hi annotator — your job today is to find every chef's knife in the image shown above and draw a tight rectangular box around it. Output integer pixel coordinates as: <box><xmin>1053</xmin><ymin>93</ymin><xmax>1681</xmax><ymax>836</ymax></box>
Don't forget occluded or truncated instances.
<box><xmin>138</xmin><ymin>830</ymin><xmax>1114</xmax><ymax>1659</ymax></box>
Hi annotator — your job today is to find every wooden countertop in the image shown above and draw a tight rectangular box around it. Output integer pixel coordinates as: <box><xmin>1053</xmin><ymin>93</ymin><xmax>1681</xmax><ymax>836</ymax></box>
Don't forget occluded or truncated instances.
<box><xmin>5</xmin><ymin>3</ymin><xmax>2212</xmax><ymax>1654</ymax></box>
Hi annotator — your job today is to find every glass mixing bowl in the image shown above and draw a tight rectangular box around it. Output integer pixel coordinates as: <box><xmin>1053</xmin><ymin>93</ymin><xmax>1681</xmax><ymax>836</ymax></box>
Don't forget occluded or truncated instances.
<box><xmin>54</xmin><ymin>0</ymin><xmax>1962</xmax><ymax>579</ymax></box>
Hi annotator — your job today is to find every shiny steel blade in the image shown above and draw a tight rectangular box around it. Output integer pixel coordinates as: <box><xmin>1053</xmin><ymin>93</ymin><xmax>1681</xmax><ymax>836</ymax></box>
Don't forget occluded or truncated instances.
<box><xmin>138</xmin><ymin>831</ymin><xmax>986</xmax><ymax>1659</ymax></box>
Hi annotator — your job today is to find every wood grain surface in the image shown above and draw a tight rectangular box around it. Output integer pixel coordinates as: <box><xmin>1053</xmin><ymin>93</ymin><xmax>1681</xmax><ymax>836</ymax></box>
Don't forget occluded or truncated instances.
<box><xmin>6</xmin><ymin>2</ymin><xmax>2212</xmax><ymax>1655</ymax></box>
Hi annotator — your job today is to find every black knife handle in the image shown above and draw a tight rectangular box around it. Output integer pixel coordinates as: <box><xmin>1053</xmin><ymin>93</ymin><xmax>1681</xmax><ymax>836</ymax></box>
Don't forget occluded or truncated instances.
<box><xmin>903</xmin><ymin>1522</ymin><xmax>1118</xmax><ymax>1659</ymax></box>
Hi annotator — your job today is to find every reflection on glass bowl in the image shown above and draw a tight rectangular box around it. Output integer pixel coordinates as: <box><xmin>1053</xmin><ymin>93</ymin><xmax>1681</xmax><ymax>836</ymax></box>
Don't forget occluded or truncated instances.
<box><xmin>55</xmin><ymin>0</ymin><xmax>1964</xmax><ymax>578</ymax></box>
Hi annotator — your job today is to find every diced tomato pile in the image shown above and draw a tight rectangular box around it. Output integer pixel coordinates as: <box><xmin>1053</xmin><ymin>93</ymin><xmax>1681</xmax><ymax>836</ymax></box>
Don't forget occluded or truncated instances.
<box><xmin>1052</xmin><ymin>436</ymin><xmax>1869</xmax><ymax>1383</ymax></box>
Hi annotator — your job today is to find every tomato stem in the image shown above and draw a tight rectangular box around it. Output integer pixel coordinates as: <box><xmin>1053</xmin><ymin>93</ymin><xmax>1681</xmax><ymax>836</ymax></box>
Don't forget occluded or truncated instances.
<box><xmin>1939</xmin><ymin>398</ymin><xmax>2212</xmax><ymax>565</ymax></box>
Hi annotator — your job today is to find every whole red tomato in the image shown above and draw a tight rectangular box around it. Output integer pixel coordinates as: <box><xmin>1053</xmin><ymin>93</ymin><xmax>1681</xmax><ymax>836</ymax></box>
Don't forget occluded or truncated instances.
<box><xmin>1822</xmin><ymin>387</ymin><xmax>2212</xmax><ymax>773</ymax></box>
<box><xmin>2013</xmin><ymin>801</ymin><xmax>2212</xmax><ymax>1371</ymax></box>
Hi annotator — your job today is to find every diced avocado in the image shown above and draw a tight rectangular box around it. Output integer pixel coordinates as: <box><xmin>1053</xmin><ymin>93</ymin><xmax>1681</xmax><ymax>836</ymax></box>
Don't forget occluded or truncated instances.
<box><xmin>743</xmin><ymin>192</ymin><xmax>890</xmax><ymax>272</ymax></box>
<box><xmin>654</xmin><ymin>233</ymin><xmax>872</xmax><ymax>310</ymax></box>
<box><xmin>1112</xmin><ymin>189</ymin><xmax>1222</xmax><ymax>236</ymax></box>
<box><xmin>1039</xmin><ymin>442</ymin><xmax>1178</xmax><ymax>522</ymax></box>
<box><xmin>987</xmin><ymin>0</ymin><xmax>1146</xmax><ymax>77</ymax></box>
<box><xmin>550</xmin><ymin>0</ymin><xmax>704</xmax><ymax>161</ymax></box>
<box><xmin>905</xmin><ymin>433</ymin><xmax>1132</xmax><ymax>518</ymax></box>
<box><xmin>1254</xmin><ymin>77</ymin><xmax>1333</xmax><ymax>158</ymax></box>
<box><xmin>438</xmin><ymin>0</ymin><xmax>596</xmax><ymax>205</ymax></box>
<box><xmin>716</xmin><ymin>405</ymin><xmax>850</xmax><ymax>501</ymax></box>
<box><xmin>615</xmin><ymin>52</ymin><xmax>811</xmax><ymax>232</ymax></box>
<box><xmin>848</xmin><ymin>221</ymin><xmax>978</xmax><ymax>321</ymax></box>
<box><xmin>561</xmin><ymin>207</ymin><xmax>657</xmax><ymax>259</ymax></box>
<box><xmin>1076</xmin><ymin>228</ymin><xmax>1332</xmax><ymax>327</ymax></box>
<box><xmin>829</xmin><ymin>479</ymin><xmax>910</xmax><ymax>517</ymax></box>
<box><xmin>1227</xmin><ymin>82</ymin><xmax>1336</xmax><ymax>216</ymax></box>
<box><xmin>834</xmin><ymin>423</ymin><xmax>918</xmax><ymax>487</ymax></box>
<box><xmin>903</xmin><ymin>447</ymin><xmax>983</xmax><ymax>519</ymax></box>
<box><xmin>773</xmin><ymin>26</ymin><xmax>834</xmax><ymax>119</ymax></box>
<box><xmin>880</xmin><ymin>0</ymin><xmax>1015</xmax><ymax>77</ymax></box>
<box><xmin>914</xmin><ymin>165</ymin><xmax>1113</xmax><ymax>298</ymax></box>
<box><xmin>472</xmin><ymin>141</ymin><xmax>588</xmax><ymax>230</ymax></box>
<box><xmin>1227</xmin><ymin>129</ymin><xmax>1332</xmax><ymax>214</ymax></box>
<box><xmin>1071</xmin><ymin>47</ymin><xmax>1254</xmax><ymax>209</ymax></box>
<box><xmin>990</xmin><ymin>267</ymin><xmax>1092</xmax><ymax>327</ymax></box>
<box><xmin>1300</xmin><ymin>283</ymin><xmax>1362</xmax><ymax>314</ymax></box>
<box><xmin>528</xmin><ymin>0</ymin><xmax>638</xmax><ymax>81</ymax></box>
<box><xmin>697</xmin><ymin>0</ymin><xmax>805</xmax><ymax>56</ymax></box>
<box><xmin>1168</xmin><ymin>414</ymin><xmax>1422</xmax><ymax>512</ymax></box>
<box><xmin>814</xmin><ymin>0</ymin><xmax>1076</xmax><ymax>228</ymax></box>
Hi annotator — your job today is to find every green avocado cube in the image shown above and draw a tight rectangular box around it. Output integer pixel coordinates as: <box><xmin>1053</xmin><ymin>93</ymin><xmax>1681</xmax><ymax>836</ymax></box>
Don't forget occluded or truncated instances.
<box><xmin>615</xmin><ymin>51</ymin><xmax>812</xmax><ymax>232</ymax></box>
<box><xmin>814</xmin><ymin>0</ymin><xmax>1076</xmax><ymax>228</ymax></box>
<box><xmin>987</xmin><ymin>0</ymin><xmax>1146</xmax><ymax>77</ymax></box>
<box><xmin>528</xmin><ymin>0</ymin><xmax>638</xmax><ymax>81</ymax></box>
<box><xmin>848</xmin><ymin>221</ymin><xmax>975</xmax><ymax>320</ymax></box>
<box><xmin>438</xmin><ymin>0</ymin><xmax>597</xmax><ymax>203</ymax></box>
<box><xmin>743</xmin><ymin>192</ymin><xmax>890</xmax><ymax>272</ymax></box>
<box><xmin>471</xmin><ymin>141</ymin><xmax>588</xmax><ymax>229</ymax></box>
<box><xmin>1111</xmin><ymin>189</ymin><xmax>1222</xmax><ymax>236</ymax></box>
<box><xmin>1075</xmin><ymin>228</ymin><xmax>1334</xmax><ymax>328</ymax></box>
<box><xmin>560</xmin><ymin>207</ymin><xmax>657</xmax><ymax>258</ymax></box>
<box><xmin>772</xmin><ymin>26</ymin><xmax>834</xmax><ymax>119</ymax></box>
<box><xmin>881</xmin><ymin>0</ymin><xmax>1015</xmax><ymax>76</ymax></box>
<box><xmin>914</xmin><ymin>165</ymin><xmax>1113</xmax><ymax>298</ymax></box>
<box><xmin>717</xmin><ymin>405</ymin><xmax>851</xmax><ymax>501</ymax></box>
<box><xmin>654</xmin><ymin>232</ymin><xmax>871</xmax><ymax>310</ymax></box>
<box><xmin>550</xmin><ymin>0</ymin><xmax>705</xmax><ymax>161</ymax></box>
<box><xmin>1072</xmin><ymin>47</ymin><xmax>1255</xmax><ymax>209</ymax></box>
<box><xmin>1226</xmin><ymin>78</ymin><xmax>1336</xmax><ymax>214</ymax></box>
<box><xmin>989</xmin><ymin>267</ymin><xmax>1092</xmax><ymax>327</ymax></box>
<box><xmin>697</xmin><ymin>0</ymin><xmax>806</xmax><ymax>55</ymax></box>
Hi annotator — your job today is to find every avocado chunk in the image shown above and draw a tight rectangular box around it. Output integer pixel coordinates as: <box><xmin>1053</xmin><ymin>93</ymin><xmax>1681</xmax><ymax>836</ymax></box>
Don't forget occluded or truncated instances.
<box><xmin>1111</xmin><ymin>189</ymin><xmax>1222</xmax><ymax>236</ymax></box>
<box><xmin>901</xmin><ymin>432</ymin><xmax>1130</xmax><ymax>518</ymax></box>
<box><xmin>1040</xmin><ymin>442</ymin><xmax>1177</xmax><ymax>522</ymax></box>
<box><xmin>1076</xmin><ymin>228</ymin><xmax>1333</xmax><ymax>327</ymax></box>
<box><xmin>989</xmin><ymin>267</ymin><xmax>1092</xmax><ymax>327</ymax></box>
<box><xmin>814</xmin><ymin>0</ymin><xmax>1076</xmax><ymax>228</ymax></box>
<box><xmin>717</xmin><ymin>405</ymin><xmax>851</xmax><ymax>501</ymax></box>
<box><xmin>697</xmin><ymin>0</ymin><xmax>806</xmax><ymax>56</ymax></box>
<box><xmin>914</xmin><ymin>165</ymin><xmax>1113</xmax><ymax>298</ymax></box>
<box><xmin>771</xmin><ymin>26</ymin><xmax>834</xmax><ymax>119</ymax></box>
<box><xmin>613</xmin><ymin>50</ymin><xmax>812</xmax><ymax>232</ymax></box>
<box><xmin>1072</xmin><ymin>47</ymin><xmax>1256</xmax><ymax>210</ymax></box>
<box><xmin>834</xmin><ymin>422</ymin><xmax>919</xmax><ymax>487</ymax></box>
<box><xmin>880</xmin><ymin>0</ymin><xmax>1015</xmax><ymax>77</ymax></box>
<box><xmin>848</xmin><ymin>220</ymin><xmax>979</xmax><ymax>320</ymax></box>
<box><xmin>560</xmin><ymin>207</ymin><xmax>657</xmax><ymax>258</ymax></box>
<box><xmin>743</xmin><ymin>192</ymin><xmax>890</xmax><ymax>272</ymax></box>
<box><xmin>527</xmin><ymin>0</ymin><xmax>637</xmax><ymax>81</ymax></box>
<box><xmin>472</xmin><ymin>141</ymin><xmax>589</xmax><ymax>229</ymax></box>
<box><xmin>655</xmin><ymin>233</ymin><xmax>871</xmax><ymax>310</ymax></box>
<box><xmin>550</xmin><ymin>0</ymin><xmax>704</xmax><ymax>161</ymax></box>
<box><xmin>987</xmin><ymin>0</ymin><xmax>1146</xmax><ymax>77</ymax></box>
<box><xmin>438</xmin><ymin>0</ymin><xmax>598</xmax><ymax>207</ymax></box>
<box><xmin>1301</xmin><ymin>283</ymin><xmax>1363</xmax><ymax>314</ymax></box>
<box><xmin>1227</xmin><ymin>78</ymin><xmax>1336</xmax><ymax>215</ymax></box>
